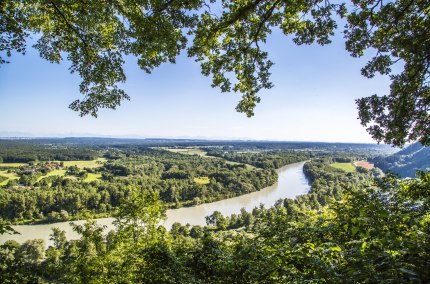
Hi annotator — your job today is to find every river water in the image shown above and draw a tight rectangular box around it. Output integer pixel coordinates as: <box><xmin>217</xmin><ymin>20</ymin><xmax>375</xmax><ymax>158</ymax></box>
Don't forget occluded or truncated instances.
<box><xmin>0</xmin><ymin>161</ymin><xmax>310</xmax><ymax>246</ymax></box>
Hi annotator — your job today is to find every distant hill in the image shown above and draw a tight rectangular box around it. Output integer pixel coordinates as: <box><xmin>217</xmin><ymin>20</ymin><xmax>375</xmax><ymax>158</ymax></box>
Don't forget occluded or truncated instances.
<box><xmin>372</xmin><ymin>142</ymin><xmax>430</xmax><ymax>178</ymax></box>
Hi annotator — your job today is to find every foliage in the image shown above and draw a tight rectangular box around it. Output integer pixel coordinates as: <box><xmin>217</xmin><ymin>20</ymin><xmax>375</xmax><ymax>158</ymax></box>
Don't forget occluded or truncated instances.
<box><xmin>350</xmin><ymin>0</ymin><xmax>430</xmax><ymax>146</ymax></box>
<box><xmin>1</xmin><ymin>1</ymin><xmax>428</xmax><ymax>145</ymax></box>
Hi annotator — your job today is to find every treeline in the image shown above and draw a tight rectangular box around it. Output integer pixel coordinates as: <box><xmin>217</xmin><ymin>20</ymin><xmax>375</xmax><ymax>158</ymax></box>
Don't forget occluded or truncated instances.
<box><xmin>0</xmin><ymin>149</ymin><xmax>278</xmax><ymax>223</ymax></box>
<box><xmin>0</xmin><ymin>138</ymin><xmax>390</xmax><ymax>163</ymax></box>
<box><xmin>206</xmin><ymin>150</ymin><xmax>312</xmax><ymax>169</ymax></box>
<box><xmin>1</xmin><ymin>166</ymin><xmax>428</xmax><ymax>283</ymax></box>
<box><xmin>0</xmin><ymin>140</ymin><xmax>98</xmax><ymax>163</ymax></box>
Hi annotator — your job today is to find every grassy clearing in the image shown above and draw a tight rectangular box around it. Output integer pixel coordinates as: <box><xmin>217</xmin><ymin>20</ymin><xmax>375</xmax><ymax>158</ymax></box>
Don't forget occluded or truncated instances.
<box><xmin>194</xmin><ymin>176</ymin><xmax>210</xmax><ymax>185</ymax></box>
<box><xmin>37</xmin><ymin>169</ymin><xmax>67</xmax><ymax>181</ymax></box>
<box><xmin>330</xmin><ymin>162</ymin><xmax>356</xmax><ymax>173</ymax></box>
<box><xmin>59</xmin><ymin>158</ymin><xmax>106</xmax><ymax>168</ymax></box>
<box><xmin>0</xmin><ymin>170</ymin><xmax>19</xmax><ymax>186</ymax></box>
<box><xmin>0</xmin><ymin>162</ymin><xmax>28</xmax><ymax>168</ymax></box>
<box><xmin>64</xmin><ymin>176</ymin><xmax>78</xmax><ymax>181</ymax></box>
<box><xmin>0</xmin><ymin>170</ymin><xmax>18</xmax><ymax>178</ymax></box>
<box><xmin>84</xmin><ymin>173</ymin><xmax>102</xmax><ymax>182</ymax></box>
<box><xmin>223</xmin><ymin>159</ymin><xmax>255</xmax><ymax>169</ymax></box>
<box><xmin>164</xmin><ymin>148</ymin><xmax>208</xmax><ymax>156</ymax></box>
<box><xmin>45</xmin><ymin>169</ymin><xmax>67</xmax><ymax>177</ymax></box>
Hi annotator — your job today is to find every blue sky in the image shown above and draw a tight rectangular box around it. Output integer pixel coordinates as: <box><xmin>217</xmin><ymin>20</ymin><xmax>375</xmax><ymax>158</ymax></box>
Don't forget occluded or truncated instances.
<box><xmin>0</xmin><ymin>27</ymin><xmax>392</xmax><ymax>143</ymax></box>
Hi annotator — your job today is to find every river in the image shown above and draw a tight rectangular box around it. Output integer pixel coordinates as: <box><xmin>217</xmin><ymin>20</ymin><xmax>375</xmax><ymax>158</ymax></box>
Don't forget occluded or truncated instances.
<box><xmin>0</xmin><ymin>161</ymin><xmax>310</xmax><ymax>246</ymax></box>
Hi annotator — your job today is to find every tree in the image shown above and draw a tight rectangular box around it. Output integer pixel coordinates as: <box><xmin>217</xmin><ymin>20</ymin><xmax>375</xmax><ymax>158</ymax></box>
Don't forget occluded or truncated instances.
<box><xmin>114</xmin><ymin>188</ymin><xmax>166</xmax><ymax>245</ymax></box>
<box><xmin>348</xmin><ymin>0</ymin><xmax>430</xmax><ymax>146</ymax></box>
<box><xmin>16</xmin><ymin>239</ymin><xmax>46</xmax><ymax>265</ymax></box>
<box><xmin>1</xmin><ymin>0</ymin><xmax>428</xmax><ymax>146</ymax></box>
<box><xmin>205</xmin><ymin>210</ymin><xmax>228</xmax><ymax>229</ymax></box>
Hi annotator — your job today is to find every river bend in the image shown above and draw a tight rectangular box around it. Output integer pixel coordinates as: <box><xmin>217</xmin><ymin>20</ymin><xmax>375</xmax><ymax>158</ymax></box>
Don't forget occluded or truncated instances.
<box><xmin>0</xmin><ymin>161</ymin><xmax>310</xmax><ymax>246</ymax></box>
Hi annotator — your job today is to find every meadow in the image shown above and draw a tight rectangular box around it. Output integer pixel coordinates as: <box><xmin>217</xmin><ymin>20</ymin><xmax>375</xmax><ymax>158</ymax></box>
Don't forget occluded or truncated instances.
<box><xmin>0</xmin><ymin>162</ymin><xmax>28</xmax><ymax>168</ymax></box>
<box><xmin>330</xmin><ymin>162</ymin><xmax>356</xmax><ymax>173</ymax></box>
<box><xmin>57</xmin><ymin>158</ymin><xmax>107</xmax><ymax>168</ymax></box>
<box><xmin>0</xmin><ymin>171</ymin><xmax>19</xmax><ymax>186</ymax></box>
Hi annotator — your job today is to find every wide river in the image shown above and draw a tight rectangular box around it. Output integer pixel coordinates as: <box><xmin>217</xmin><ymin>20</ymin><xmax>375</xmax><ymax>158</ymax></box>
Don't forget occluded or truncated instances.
<box><xmin>0</xmin><ymin>161</ymin><xmax>310</xmax><ymax>246</ymax></box>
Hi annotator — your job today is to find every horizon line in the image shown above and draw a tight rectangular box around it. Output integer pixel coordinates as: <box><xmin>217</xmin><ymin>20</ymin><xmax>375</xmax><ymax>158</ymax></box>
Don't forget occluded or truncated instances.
<box><xmin>0</xmin><ymin>135</ymin><xmax>392</xmax><ymax>145</ymax></box>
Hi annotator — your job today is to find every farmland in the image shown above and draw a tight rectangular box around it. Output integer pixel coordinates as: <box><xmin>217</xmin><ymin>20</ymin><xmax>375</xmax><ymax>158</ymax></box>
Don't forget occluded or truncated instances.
<box><xmin>0</xmin><ymin>163</ymin><xmax>28</xmax><ymax>168</ymax></box>
<box><xmin>57</xmin><ymin>158</ymin><xmax>106</xmax><ymax>168</ymax></box>
<box><xmin>354</xmin><ymin>160</ymin><xmax>374</xmax><ymax>170</ymax></box>
<box><xmin>329</xmin><ymin>162</ymin><xmax>356</xmax><ymax>173</ymax></box>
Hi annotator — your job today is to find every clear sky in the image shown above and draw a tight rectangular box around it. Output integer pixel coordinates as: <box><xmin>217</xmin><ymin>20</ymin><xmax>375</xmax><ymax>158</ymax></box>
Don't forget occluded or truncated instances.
<box><xmin>0</xmin><ymin>27</ymin><xmax>392</xmax><ymax>143</ymax></box>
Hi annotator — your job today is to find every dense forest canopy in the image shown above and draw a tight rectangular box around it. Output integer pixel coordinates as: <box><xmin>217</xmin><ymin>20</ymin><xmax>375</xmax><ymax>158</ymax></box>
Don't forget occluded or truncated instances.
<box><xmin>0</xmin><ymin>139</ymin><xmax>388</xmax><ymax>225</ymax></box>
<box><xmin>0</xmin><ymin>140</ymin><xmax>99</xmax><ymax>163</ymax></box>
<box><xmin>1</xmin><ymin>0</ymin><xmax>429</xmax><ymax>146</ymax></box>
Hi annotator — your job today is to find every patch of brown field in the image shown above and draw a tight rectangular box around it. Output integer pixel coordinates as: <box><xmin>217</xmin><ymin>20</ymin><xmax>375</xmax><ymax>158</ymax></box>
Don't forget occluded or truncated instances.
<box><xmin>354</xmin><ymin>160</ymin><xmax>374</xmax><ymax>170</ymax></box>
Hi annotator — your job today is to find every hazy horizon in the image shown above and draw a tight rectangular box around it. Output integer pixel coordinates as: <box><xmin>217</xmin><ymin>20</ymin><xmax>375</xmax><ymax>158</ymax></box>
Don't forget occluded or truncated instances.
<box><xmin>0</xmin><ymin>133</ymin><xmax>396</xmax><ymax>146</ymax></box>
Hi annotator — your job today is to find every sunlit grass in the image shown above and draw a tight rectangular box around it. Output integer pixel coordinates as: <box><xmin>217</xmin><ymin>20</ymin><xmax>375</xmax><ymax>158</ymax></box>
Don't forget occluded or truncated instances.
<box><xmin>330</xmin><ymin>162</ymin><xmax>356</xmax><ymax>173</ymax></box>
<box><xmin>58</xmin><ymin>158</ymin><xmax>106</xmax><ymax>168</ymax></box>
<box><xmin>37</xmin><ymin>170</ymin><xmax>67</xmax><ymax>181</ymax></box>
<box><xmin>0</xmin><ymin>162</ymin><xmax>27</xmax><ymax>168</ymax></box>
<box><xmin>194</xmin><ymin>176</ymin><xmax>210</xmax><ymax>185</ymax></box>
<box><xmin>84</xmin><ymin>173</ymin><xmax>102</xmax><ymax>182</ymax></box>
<box><xmin>0</xmin><ymin>170</ymin><xmax>19</xmax><ymax>186</ymax></box>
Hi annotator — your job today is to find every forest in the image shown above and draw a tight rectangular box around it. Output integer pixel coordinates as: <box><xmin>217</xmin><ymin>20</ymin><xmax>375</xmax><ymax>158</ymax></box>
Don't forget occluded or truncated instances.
<box><xmin>0</xmin><ymin>144</ymin><xmax>283</xmax><ymax>223</ymax></box>
<box><xmin>1</xmin><ymin>139</ymin><xmax>428</xmax><ymax>283</ymax></box>
<box><xmin>2</xmin><ymin>139</ymin><xmax>358</xmax><ymax>224</ymax></box>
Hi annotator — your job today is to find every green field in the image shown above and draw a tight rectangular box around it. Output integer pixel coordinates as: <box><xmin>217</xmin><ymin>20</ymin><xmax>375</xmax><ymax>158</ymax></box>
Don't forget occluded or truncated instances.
<box><xmin>37</xmin><ymin>170</ymin><xmax>67</xmax><ymax>181</ymax></box>
<box><xmin>37</xmin><ymin>171</ymin><xmax>102</xmax><ymax>183</ymax></box>
<box><xmin>223</xmin><ymin>159</ymin><xmax>255</xmax><ymax>169</ymax></box>
<box><xmin>64</xmin><ymin>176</ymin><xmax>78</xmax><ymax>181</ymax></box>
<box><xmin>0</xmin><ymin>170</ymin><xmax>20</xmax><ymax>186</ymax></box>
<box><xmin>194</xmin><ymin>176</ymin><xmax>210</xmax><ymax>185</ymax></box>
<box><xmin>58</xmin><ymin>158</ymin><xmax>107</xmax><ymax>168</ymax></box>
<box><xmin>330</xmin><ymin>162</ymin><xmax>356</xmax><ymax>173</ymax></box>
<box><xmin>84</xmin><ymin>173</ymin><xmax>102</xmax><ymax>182</ymax></box>
<box><xmin>0</xmin><ymin>162</ymin><xmax>28</xmax><ymax>168</ymax></box>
